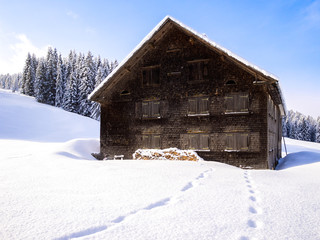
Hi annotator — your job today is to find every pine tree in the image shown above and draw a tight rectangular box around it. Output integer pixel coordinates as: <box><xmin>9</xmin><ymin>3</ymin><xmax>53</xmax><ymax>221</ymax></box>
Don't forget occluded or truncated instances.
<box><xmin>55</xmin><ymin>54</ymin><xmax>66</xmax><ymax>108</ymax></box>
<box><xmin>90</xmin><ymin>66</ymin><xmax>104</xmax><ymax>120</ymax></box>
<box><xmin>316</xmin><ymin>117</ymin><xmax>320</xmax><ymax>143</ymax></box>
<box><xmin>35</xmin><ymin>59</ymin><xmax>47</xmax><ymax>103</ymax></box>
<box><xmin>300</xmin><ymin>118</ymin><xmax>310</xmax><ymax>141</ymax></box>
<box><xmin>21</xmin><ymin>53</ymin><xmax>36</xmax><ymax>96</ymax></box>
<box><xmin>45</xmin><ymin>47</ymin><xmax>58</xmax><ymax>105</ymax></box>
<box><xmin>79</xmin><ymin>51</ymin><xmax>96</xmax><ymax>117</ymax></box>
<box><xmin>63</xmin><ymin>68</ymin><xmax>79</xmax><ymax>113</ymax></box>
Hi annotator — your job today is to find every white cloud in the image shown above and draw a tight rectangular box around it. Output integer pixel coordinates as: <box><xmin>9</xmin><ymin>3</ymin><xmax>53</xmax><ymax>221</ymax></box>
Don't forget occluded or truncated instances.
<box><xmin>67</xmin><ymin>11</ymin><xmax>79</xmax><ymax>20</ymax></box>
<box><xmin>0</xmin><ymin>32</ymin><xmax>50</xmax><ymax>74</ymax></box>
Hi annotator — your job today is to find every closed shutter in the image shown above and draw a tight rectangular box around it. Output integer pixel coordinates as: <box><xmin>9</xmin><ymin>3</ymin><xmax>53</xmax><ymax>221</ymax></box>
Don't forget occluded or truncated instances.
<box><xmin>200</xmin><ymin>134</ymin><xmax>209</xmax><ymax>150</ymax></box>
<box><xmin>199</xmin><ymin>97</ymin><xmax>209</xmax><ymax>114</ymax></box>
<box><xmin>225</xmin><ymin>96</ymin><xmax>234</xmax><ymax>113</ymax></box>
<box><xmin>152</xmin><ymin>101</ymin><xmax>160</xmax><ymax>117</ymax></box>
<box><xmin>152</xmin><ymin>135</ymin><xmax>161</xmax><ymax>149</ymax></box>
<box><xmin>239</xmin><ymin>94</ymin><xmax>249</xmax><ymax>112</ymax></box>
<box><xmin>142</xmin><ymin>102</ymin><xmax>149</xmax><ymax>118</ymax></box>
<box><xmin>225</xmin><ymin>134</ymin><xmax>234</xmax><ymax>150</ymax></box>
<box><xmin>188</xmin><ymin>99</ymin><xmax>197</xmax><ymax>115</ymax></box>
<box><xmin>238</xmin><ymin>134</ymin><xmax>249</xmax><ymax>151</ymax></box>
<box><xmin>142</xmin><ymin>135</ymin><xmax>150</xmax><ymax>149</ymax></box>
<box><xmin>189</xmin><ymin>134</ymin><xmax>198</xmax><ymax>149</ymax></box>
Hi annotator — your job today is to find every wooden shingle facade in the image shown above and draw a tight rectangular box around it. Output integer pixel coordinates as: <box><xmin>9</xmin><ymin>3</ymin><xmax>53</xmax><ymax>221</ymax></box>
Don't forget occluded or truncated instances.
<box><xmin>89</xmin><ymin>16</ymin><xmax>286</xmax><ymax>169</ymax></box>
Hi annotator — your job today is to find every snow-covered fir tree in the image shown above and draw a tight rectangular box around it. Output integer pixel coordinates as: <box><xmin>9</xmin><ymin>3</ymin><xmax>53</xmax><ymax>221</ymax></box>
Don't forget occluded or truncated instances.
<box><xmin>45</xmin><ymin>47</ymin><xmax>58</xmax><ymax>106</ymax></box>
<box><xmin>284</xmin><ymin>110</ymin><xmax>319</xmax><ymax>143</ymax></box>
<box><xmin>21</xmin><ymin>53</ymin><xmax>36</xmax><ymax>96</ymax></box>
<box><xmin>90</xmin><ymin>66</ymin><xmax>103</xmax><ymax>120</ymax></box>
<box><xmin>55</xmin><ymin>54</ymin><xmax>66</xmax><ymax>108</ymax></box>
<box><xmin>316</xmin><ymin>117</ymin><xmax>320</xmax><ymax>143</ymax></box>
<box><xmin>35</xmin><ymin>58</ymin><xmax>47</xmax><ymax>103</ymax></box>
<box><xmin>79</xmin><ymin>51</ymin><xmax>96</xmax><ymax>117</ymax></box>
<box><xmin>63</xmin><ymin>67</ymin><xmax>79</xmax><ymax>113</ymax></box>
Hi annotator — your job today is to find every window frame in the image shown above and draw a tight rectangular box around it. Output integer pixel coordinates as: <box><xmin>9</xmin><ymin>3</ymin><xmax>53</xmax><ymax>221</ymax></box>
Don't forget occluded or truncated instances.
<box><xmin>142</xmin><ymin>100</ymin><xmax>161</xmax><ymax>119</ymax></box>
<box><xmin>188</xmin><ymin>96</ymin><xmax>210</xmax><ymax>116</ymax></box>
<box><xmin>224</xmin><ymin>133</ymin><xmax>249</xmax><ymax>152</ymax></box>
<box><xmin>142</xmin><ymin>134</ymin><xmax>161</xmax><ymax>149</ymax></box>
<box><xmin>224</xmin><ymin>92</ymin><xmax>249</xmax><ymax>114</ymax></box>
<box><xmin>188</xmin><ymin>133</ymin><xmax>210</xmax><ymax>151</ymax></box>
<box><xmin>141</xmin><ymin>66</ymin><xmax>160</xmax><ymax>87</ymax></box>
<box><xmin>187</xmin><ymin>59</ymin><xmax>210</xmax><ymax>83</ymax></box>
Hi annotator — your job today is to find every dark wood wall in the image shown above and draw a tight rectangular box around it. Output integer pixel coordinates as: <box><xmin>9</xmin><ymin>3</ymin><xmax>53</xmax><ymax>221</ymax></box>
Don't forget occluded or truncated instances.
<box><xmin>99</xmin><ymin>26</ymin><xmax>281</xmax><ymax>169</ymax></box>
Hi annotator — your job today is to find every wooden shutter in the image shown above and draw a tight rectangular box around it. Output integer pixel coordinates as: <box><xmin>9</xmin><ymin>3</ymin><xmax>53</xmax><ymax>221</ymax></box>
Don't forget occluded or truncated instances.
<box><xmin>152</xmin><ymin>101</ymin><xmax>160</xmax><ymax>117</ymax></box>
<box><xmin>200</xmin><ymin>134</ymin><xmax>209</xmax><ymax>150</ymax></box>
<box><xmin>225</xmin><ymin>134</ymin><xmax>234</xmax><ymax>150</ymax></box>
<box><xmin>152</xmin><ymin>135</ymin><xmax>161</xmax><ymax>149</ymax></box>
<box><xmin>239</xmin><ymin>93</ymin><xmax>249</xmax><ymax>112</ymax></box>
<box><xmin>142</xmin><ymin>135</ymin><xmax>150</xmax><ymax>149</ymax></box>
<box><xmin>142</xmin><ymin>102</ymin><xmax>149</xmax><ymax>118</ymax></box>
<box><xmin>225</xmin><ymin>96</ymin><xmax>234</xmax><ymax>113</ymax></box>
<box><xmin>189</xmin><ymin>134</ymin><xmax>198</xmax><ymax>149</ymax></box>
<box><xmin>238</xmin><ymin>133</ymin><xmax>249</xmax><ymax>151</ymax></box>
<box><xmin>188</xmin><ymin>98</ymin><xmax>197</xmax><ymax>115</ymax></box>
<box><xmin>199</xmin><ymin>97</ymin><xmax>209</xmax><ymax>114</ymax></box>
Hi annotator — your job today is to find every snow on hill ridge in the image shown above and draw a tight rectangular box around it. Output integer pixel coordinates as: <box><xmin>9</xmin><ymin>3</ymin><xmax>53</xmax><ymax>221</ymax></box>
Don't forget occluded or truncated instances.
<box><xmin>1</xmin><ymin>89</ymin><xmax>320</xmax><ymax>240</ymax></box>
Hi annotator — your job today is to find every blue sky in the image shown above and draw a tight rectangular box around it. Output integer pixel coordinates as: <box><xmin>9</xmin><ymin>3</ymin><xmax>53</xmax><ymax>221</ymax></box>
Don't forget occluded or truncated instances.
<box><xmin>0</xmin><ymin>0</ymin><xmax>319</xmax><ymax>118</ymax></box>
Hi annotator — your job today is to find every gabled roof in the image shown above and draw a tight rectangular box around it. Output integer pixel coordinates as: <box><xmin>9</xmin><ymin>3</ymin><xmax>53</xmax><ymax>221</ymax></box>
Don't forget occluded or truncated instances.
<box><xmin>89</xmin><ymin>16</ymin><xmax>286</xmax><ymax>115</ymax></box>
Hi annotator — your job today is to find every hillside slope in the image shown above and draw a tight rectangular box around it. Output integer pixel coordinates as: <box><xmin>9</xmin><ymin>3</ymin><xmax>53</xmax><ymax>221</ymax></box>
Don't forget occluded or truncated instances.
<box><xmin>0</xmin><ymin>89</ymin><xmax>320</xmax><ymax>240</ymax></box>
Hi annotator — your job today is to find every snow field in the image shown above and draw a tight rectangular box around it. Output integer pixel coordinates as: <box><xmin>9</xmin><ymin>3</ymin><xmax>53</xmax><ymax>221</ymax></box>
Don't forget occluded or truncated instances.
<box><xmin>1</xmin><ymin>89</ymin><xmax>320</xmax><ymax>240</ymax></box>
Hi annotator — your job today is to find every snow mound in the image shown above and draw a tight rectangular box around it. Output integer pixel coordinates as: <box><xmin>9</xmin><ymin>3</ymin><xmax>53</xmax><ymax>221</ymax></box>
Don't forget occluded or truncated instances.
<box><xmin>133</xmin><ymin>148</ymin><xmax>203</xmax><ymax>161</ymax></box>
<box><xmin>277</xmin><ymin>151</ymin><xmax>320</xmax><ymax>170</ymax></box>
<box><xmin>55</xmin><ymin>138</ymin><xmax>100</xmax><ymax>161</ymax></box>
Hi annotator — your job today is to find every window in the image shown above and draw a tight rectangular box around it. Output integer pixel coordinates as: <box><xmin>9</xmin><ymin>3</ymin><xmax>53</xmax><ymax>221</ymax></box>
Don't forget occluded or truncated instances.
<box><xmin>226</xmin><ymin>80</ymin><xmax>236</xmax><ymax>85</ymax></box>
<box><xmin>142</xmin><ymin>135</ymin><xmax>161</xmax><ymax>149</ymax></box>
<box><xmin>142</xmin><ymin>67</ymin><xmax>160</xmax><ymax>87</ymax></box>
<box><xmin>188</xmin><ymin>96</ymin><xmax>209</xmax><ymax>116</ymax></box>
<box><xmin>142</xmin><ymin>100</ymin><xmax>160</xmax><ymax>118</ymax></box>
<box><xmin>225</xmin><ymin>133</ymin><xmax>249</xmax><ymax>151</ymax></box>
<box><xmin>224</xmin><ymin>93</ymin><xmax>249</xmax><ymax>113</ymax></box>
<box><xmin>188</xmin><ymin>60</ymin><xmax>209</xmax><ymax>82</ymax></box>
<box><xmin>189</xmin><ymin>134</ymin><xmax>209</xmax><ymax>150</ymax></box>
<box><xmin>120</xmin><ymin>90</ymin><xmax>130</xmax><ymax>96</ymax></box>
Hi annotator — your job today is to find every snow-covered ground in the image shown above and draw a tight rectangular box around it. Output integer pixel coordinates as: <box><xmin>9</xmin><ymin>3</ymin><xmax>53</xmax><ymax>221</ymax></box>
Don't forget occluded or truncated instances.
<box><xmin>0</xmin><ymin>89</ymin><xmax>320</xmax><ymax>240</ymax></box>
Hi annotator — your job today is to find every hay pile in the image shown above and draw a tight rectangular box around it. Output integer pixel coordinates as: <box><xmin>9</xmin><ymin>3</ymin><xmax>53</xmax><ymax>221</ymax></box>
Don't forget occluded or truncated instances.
<box><xmin>133</xmin><ymin>148</ymin><xmax>203</xmax><ymax>162</ymax></box>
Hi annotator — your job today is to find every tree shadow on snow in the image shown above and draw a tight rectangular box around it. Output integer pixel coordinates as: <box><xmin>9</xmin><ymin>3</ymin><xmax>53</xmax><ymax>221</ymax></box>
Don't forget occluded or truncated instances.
<box><xmin>276</xmin><ymin>151</ymin><xmax>320</xmax><ymax>170</ymax></box>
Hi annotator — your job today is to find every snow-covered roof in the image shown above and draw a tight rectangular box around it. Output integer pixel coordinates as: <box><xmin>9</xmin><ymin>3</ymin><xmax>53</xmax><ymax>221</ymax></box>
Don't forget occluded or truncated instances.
<box><xmin>89</xmin><ymin>16</ymin><xmax>285</xmax><ymax>114</ymax></box>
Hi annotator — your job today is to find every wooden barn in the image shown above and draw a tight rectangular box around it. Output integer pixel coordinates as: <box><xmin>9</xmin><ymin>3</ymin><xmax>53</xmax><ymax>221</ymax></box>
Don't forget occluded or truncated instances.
<box><xmin>89</xmin><ymin>16</ymin><xmax>286</xmax><ymax>169</ymax></box>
